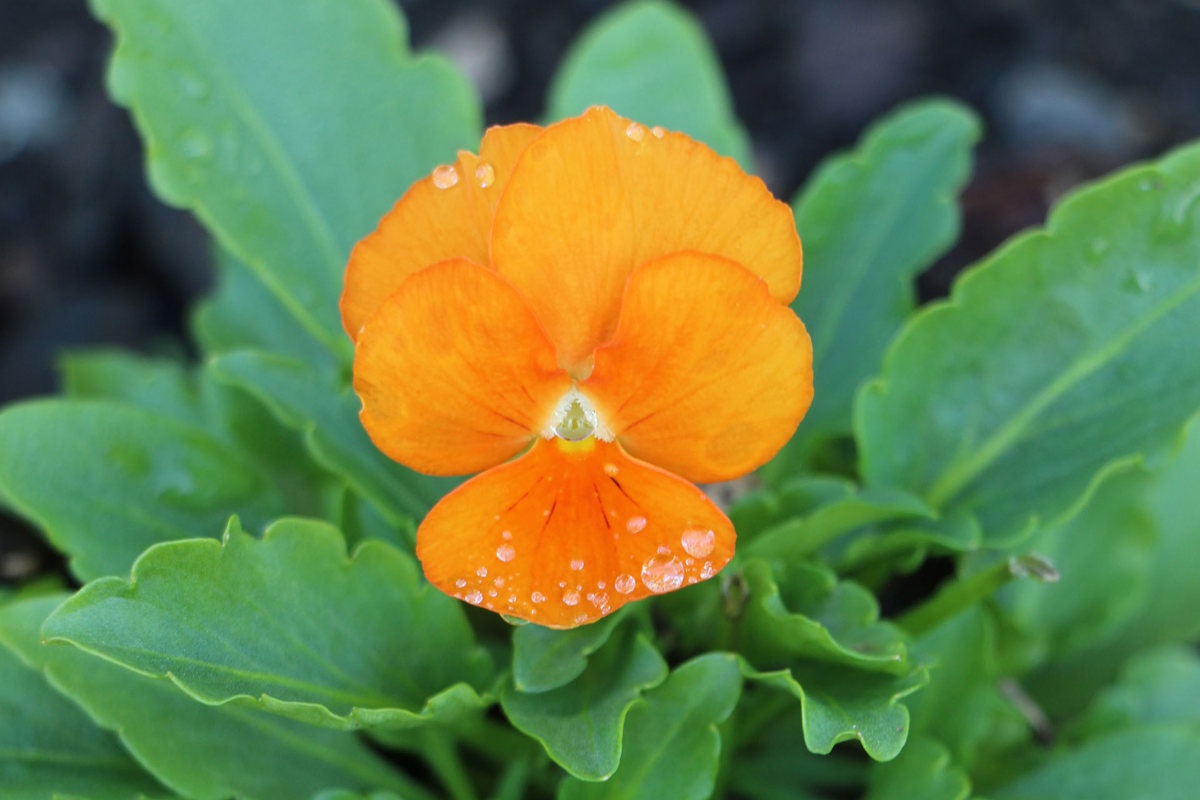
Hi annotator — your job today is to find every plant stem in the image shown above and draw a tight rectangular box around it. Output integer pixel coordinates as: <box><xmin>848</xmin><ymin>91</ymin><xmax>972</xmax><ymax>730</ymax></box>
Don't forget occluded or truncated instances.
<box><xmin>419</xmin><ymin>729</ymin><xmax>479</xmax><ymax>800</ymax></box>
<box><xmin>896</xmin><ymin>554</ymin><xmax>1058</xmax><ymax>637</ymax></box>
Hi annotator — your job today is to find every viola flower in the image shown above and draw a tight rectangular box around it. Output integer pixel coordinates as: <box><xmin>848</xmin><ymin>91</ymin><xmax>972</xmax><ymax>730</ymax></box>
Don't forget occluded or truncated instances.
<box><xmin>343</xmin><ymin>107</ymin><xmax>812</xmax><ymax>628</ymax></box>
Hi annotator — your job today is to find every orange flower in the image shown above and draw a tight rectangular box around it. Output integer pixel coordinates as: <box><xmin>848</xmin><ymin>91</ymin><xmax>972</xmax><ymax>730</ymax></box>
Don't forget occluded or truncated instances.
<box><xmin>344</xmin><ymin>107</ymin><xmax>812</xmax><ymax>628</ymax></box>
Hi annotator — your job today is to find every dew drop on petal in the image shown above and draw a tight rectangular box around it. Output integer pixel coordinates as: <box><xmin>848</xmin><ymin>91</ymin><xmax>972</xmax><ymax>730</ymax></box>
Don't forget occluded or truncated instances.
<box><xmin>488</xmin><ymin>589</ymin><xmax>498</xmax><ymax>598</ymax></box>
<box><xmin>614</xmin><ymin>574</ymin><xmax>637</xmax><ymax>594</ymax></box>
<box><xmin>464</xmin><ymin>589</ymin><xmax>483</xmax><ymax>604</ymax></box>
<box><xmin>642</xmin><ymin>554</ymin><xmax>684</xmax><ymax>594</ymax></box>
<box><xmin>626</xmin><ymin>122</ymin><xmax>646</xmax><ymax>142</ymax></box>
<box><xmin>570</xmin><ymin>559</ymin><xmax>585</xmax><ymax>571</ymax></box>
<box><xmin>477</xmin><ymin>566</ymin><xmax>488</xmax><ymax>578</ymax></box>
<box><xmin>474</xmin><ymin>161</ymin><xmax>495</xmax><ymax>188</ymax></box>
<box><xmin>432</xmin><ymin>164</ymin><xmax>459</xmax><ymax>189</ymax></box>
<box><xmin>603</xmin><ymin>463</ymin><xmax>618</xmax><ymax>476</ymax></box>
<box><xmin>497</xmin><ymin>543</ymin><xmax>516</xmax><ymax>562</ymax></box>
<box><xmin>626</xmin><ymin>516</ymin><xmax>647</xmax><ymax>534</ymax></box>
<box><xmin>574</xmin><ymin>613</ymin><xmax>590</xmax><ymax>625</ymax></box>
<box><xmin>597</xmin><ymin>581</ymin><xmax>606</xmax><ymax>590</ymax></box>
<box><xmin>455</xmin><ymin>578</ymin><xmax>467</xmax><ymax>589</ymax></box>
<box><xmin>532</xmin><ymin>591</ymin><xmax>546</xmax><ymax>604</ymax></box>
<box><xmin>563</xmin><ymin>588</ymin><xmax>581</xmax><ymax>606</ymax></box>
<box><xmin>681</xmin><ymin>527</ymin><xmax>716</xmax><ymax>558</ymax></box>
<box><xmin>501</xmin><ymin>530</ymin><xmax>513</xmax><ymax>541</ymax></box>
<box><xmin>701</xmin><ymin>561</ymin><xmax>715</xmax><ymax>579</ymax></box>
<box><xmin>651</xmin><ymin>125</ymin><xmax>665</xmax><ymax>138</ymax></box>
<box><xmin>494</xmin><ymin>576</ymin><xmax>506</xmax><ymax>588</ymax></box>
<box><xmin>592</xmin><ymin>592</ymin><xmax>609</xmax><ymax>607</ymax></box>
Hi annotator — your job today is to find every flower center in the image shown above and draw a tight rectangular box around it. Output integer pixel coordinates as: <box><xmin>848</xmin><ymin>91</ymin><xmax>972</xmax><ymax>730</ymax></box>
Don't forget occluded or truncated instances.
<box><xmin>544</xmin><ymin>388</ymin><xmax>613</xmax><ymax>442</ymax></box>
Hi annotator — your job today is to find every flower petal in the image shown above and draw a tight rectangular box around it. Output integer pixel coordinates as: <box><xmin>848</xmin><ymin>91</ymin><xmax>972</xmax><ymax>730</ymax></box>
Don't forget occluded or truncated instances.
<box><xmin>584</xmin><ymin>251</ymin><xmax>813</xmax><ymax>483</ymax></box>
<box><xmin>417</xmin><ymin>437</ymin><xmax>734</xmax><ymax>628</ymax></box>
<box><xmin>491</xmin><ymin>106</ymin><xmax>802</xmax><ymax>370</ymax></box>
<box><xmin>341</xmin><ymin>123</ymin><xmax>543</xmax><ymax>341</ymax></box>
<box><xmin>354</xmin><ymin>259</ymin><xmax>570</xmax><ymax>476</ymax></box>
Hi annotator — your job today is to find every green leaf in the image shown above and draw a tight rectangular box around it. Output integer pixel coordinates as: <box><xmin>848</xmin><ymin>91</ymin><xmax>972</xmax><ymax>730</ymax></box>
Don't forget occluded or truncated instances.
<box><xmin>59</xmin><ymin>349</ymin><xmax>332</xmax><ymax>516</ymax></box>
<box><xmin>501</xmin><ymin>628</ymin><xmax>668</xmax><ymax>780</ymax></box>
<box><xmin>546</xmin><ymin>0</ymin><xmax>750</xmax><ymax>165</ymax></box>
<box><xmin>557</xmin><ymin>653</ymin><xmax>742</xmax><ymax>800</ymax></box>
<box><xmin>906</xmin><ymin>607</ymin><xmax>1030</xmax><ymax>774</ymax></box>
<box><xmin>862</xmin><ymin>737</ymin><xmax>971</xmax><ymax>800</ymax></box>
<box><xmin>743</xmin><ymin>483</ymin><xmax>935</xmax><ymax>563</ymax></box>
<box><xmin>1076</xmin><ymin>646</ymin><xmax>1200</xmax><ymax>739</ymax></box>
<box><xmin>742</xmin><ymin>658</ymin><xmax>928</xmax><ymax>760</ymax></box>
<box><xmin>1023</xmin><ymin>416</ymin><xmax>1200</xmax><ymax>718</ymax></box>
<box><xmin>192</xmin><ymin>248</ymin><xmax>336</xmax><ymax>371</ymax></box>
<box><xmin>92</xmin><ymin>0</ymin><xmax>480</xmax><ymax>353</ymax></box>
<box><xmin>42</xmin><ymin>517</ymin><xmax>491</xmax><ymax>731</ymax></box>
<box><xmin>859</xmin><ymin>143</ymin><xmax>1200</xmax><ymax>544</ymax></box>
<box><xmin>764</xmin><ymin>99</ymin><xmax>980</xmax><ymax>480</ymax></box>
<box><xmin>0</xmin><ymin>399</ymin><xmax>282</xmax><ymax>580</ymax></box>
<box><xmin>989</xmin><ymin>463</ymin><xmax>1155</xmax><ymax>670</ymax></box>
<box><xmin>211</xmin><ymin>350</ymin><xmax>456</xmax><ymax>525</ymax></box>
<box><xmin>0</xmin><ymin>596</ymin><xmax>422</xmax><ymax>800</ymax></box>
<box><xmin>992</xmin><ymin>726</ymin><xmax>1200</xmax><ymax>800</ymax></box>
<box><xmin>312</xmin><ymin>793</ymin><xmax>404</xmax><ymax>800</ymax></box>
<box><xmin>0</xmin><ymin>602</ymin><xmax>168</xmax><ymax>800</ymax></box>
<box><xmin>512</xmin><ymin>609</ymin><xmax>629</xmax><ymax>693</ymax></box>
<box><xmin>740</xmin><ymin>559</ymin><xmax>909</xmax><ymax>674</ymax></box>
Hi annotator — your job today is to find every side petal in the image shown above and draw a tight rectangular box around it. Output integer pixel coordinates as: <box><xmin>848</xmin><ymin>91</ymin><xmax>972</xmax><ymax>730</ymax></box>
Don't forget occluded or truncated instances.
<box><xmin>491</xmin><ymin>106</ymin><xmax>802</xmax><ymax>371</ymax></box>
<box><xmin>584</xmin><ymin>251</ymin><xmax>813</xmax><ymax>484</ymax></box>
<box><xmin>341</xmin><ymin>123</ymin><xmax>543</xmax><ymax>340</ymax></box>
<box><xmin>354</xmin><ymin>259</ymin><xmax>570</xmax><ymax>476</ymax></box>
<box><xmin>417</xmin><ymin>437</ymin><xmax>734</xmax><ymax>629</ymax></box>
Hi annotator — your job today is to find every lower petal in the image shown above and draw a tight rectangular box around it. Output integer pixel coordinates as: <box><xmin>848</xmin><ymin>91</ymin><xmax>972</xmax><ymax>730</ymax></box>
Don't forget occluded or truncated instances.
<box><xmin>416</xmin><ymin>437</ymin><xmax>734</xmax><ymax>628</ymax></box>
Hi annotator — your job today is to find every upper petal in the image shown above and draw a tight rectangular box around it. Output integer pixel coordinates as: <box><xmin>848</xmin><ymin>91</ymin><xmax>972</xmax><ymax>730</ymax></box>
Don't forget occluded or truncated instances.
<box><xmin>491</xmin><ymin>106</ymin><xmax>802</xmax><ymax>370</ymax></box>
<box><xmin>583</xmin><ymin>251</ymin><xmax>813</xmax><ymax>484</ymax></box>
<box><xmin>341</xmin><ymin>123</ymin><xmax>543</xmax><ymax>341</ymax></box>
<box><xmin>354</xmin><ymin>258</ymin><xmax>571</xmax><ymax>476</ymax></box>
<box><xmin>417</xmin><ymin>437</ymin><xmax>735</xmax><ymax>628</ymax></box>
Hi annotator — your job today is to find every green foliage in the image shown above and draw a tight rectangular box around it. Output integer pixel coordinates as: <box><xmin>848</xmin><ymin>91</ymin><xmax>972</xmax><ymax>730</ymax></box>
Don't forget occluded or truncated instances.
<box><xmin>858</xmin><ymin>143</ymin><xmax>1200</xmax><ymax>544</ymax></box>
<box><xmin>501</xmin><ymin>629</ymin><xmax>668</xmax><ymax>780</ymax></box>
<box><xmin>0</xmin><ymin>599</ymin><xmax>168</xmax><ymax>799</ymax></box>
<box><xmin>766</xmin><ymin>99</ymin><xmax>981</xmax><ymax>479</ymax></box>
<box><xmin>0</xmin><ymin>399</ymin><xmax>282</xmax><ymax>580</ymax></box>
<box><xmin>546</xmin><ymin>0</ymin><xmax>750</xmax><ymax>165</ymax></box>
<box><xmin>91</xmin><ymin>0</ymin><xmax>480</xmax><ymax>354</ymax></box>
<box><xmin>4</xmin><ymin>0</ymin><xmax>1199</xmax><ymax>797</ymax></box>
<box><xmin>41</xmin><ymin>518</ymin><xmax>491</xmax><ymax>731</ymax></box>
<box><xmin>557</xmin><ymin>654</ymin><xmax>742</xmax><ymax>800</ymax></box>
<box><xmin>0</xmin><ymin>596</ymin><xmax>421</xmax><ymax>800</ymax></box>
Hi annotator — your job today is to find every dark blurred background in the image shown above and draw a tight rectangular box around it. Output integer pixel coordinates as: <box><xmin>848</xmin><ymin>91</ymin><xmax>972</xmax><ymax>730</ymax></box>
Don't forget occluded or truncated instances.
<box><xmin>2</xmin><ymin>0</ymin><xmax>1199</xmax><ymax>405</ymax></box>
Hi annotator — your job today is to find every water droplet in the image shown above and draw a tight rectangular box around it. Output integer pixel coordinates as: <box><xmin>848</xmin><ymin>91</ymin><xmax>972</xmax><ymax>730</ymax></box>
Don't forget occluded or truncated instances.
<box><xmin>508</xmin><ymin>594</ymin><xmax>517</xmax><ymax>604</ymax></box>
<box><xmin>178</xmin><ymin>129</ymin><xmax>213</xmax><ymax>159</ymax></box>
<box><xmin>625</xmin><ymin>122</ymin><xmax>646</xmax><ymax>142</ymax></box>
<box><xmin>494</xmin><ymin>576</ymin><xmax>506</xmax><ymax>588</ymax></box>
<box><xmin>574</xmin><ymin>613</ymin><xmax>590</xmax><ymax>625</ymax></box>
<box><xmin>563</xmin><ymin>588</ymin><xmax>581</xmax><ymax>606</ymax></box>
<box><xmin>614</xmin><ymin>574</ymin><xmax>637</xmax><ymax>594</ymax></box>
<box><xmin>650</xmin><ymin>125</ymin><xmax>665</xmax><ymax>138</ymax></box>
<box><xmin>700</xmin><ymin>561</ymin><xmax>715</xmax><ymax>579</ymax></box>
<box><xmin>432</xmin><ymin>164</ymin><xmax>459</xmax><ymax>189</ymax></box>
<box><xmin>531</xmin><ymin>591</ymin><xmax>546</xmax><ymax>604</ymax></box>
<box><xmin>626</xmin><ymin>516</ymin><xmax>647</xmax><ymax>534</ymax></box>
<box><xmin>474</xmin><ymin>161</ymin><xmax>495</xmax><ymax>188</ymax></box>
<box><xmin>592</xmin><ymin>592</ymin><xmax>609</xmax><ymax>607</ymax></box>
<box><xmin>476</xmin><ymin>566</ymin><xmax>488</xmax><ymax>578</ymax></box>
<box><xmin>454</xmin><ymin>578</ymin><xmax>467</xmax><ymax>589</ymax></box>
<box><xmin>597</xmin><ymin>581</ymin><xmax>606</xmax><ymax>589</ymax></box>
<box><xmin>641</xmin><ymin>554</ymin><xmax>684</xmax><ymax>594</ymax></box>
<box><xmin>603</xmin><ymin>463</ymin><xmax>618</xmax><ymax>476</ymax></box>
<box><xmin>501</xmin><ymin>530</ymin><xmax>513</xmax><ymax>540</ymax></box>
<box><xmin>681</xmin><ymin>527</ymin><xmax>716</xmax><ymax>558</ymax></box>
<box><xmin>497</xmin><ymin>543</ymin><xmax>516</xmax><ymax>562</ymax></box>
<box><xmin>488</xmin><ymin>589</ymin><xmax>498</xmax><ymax>598</ymax></box>
<box><xmin>465</xmin><ymin>589</ymin><xmax>483</xmax><ymax>604</ymax></box>
<box><xmin>570</xmin><ymin>559</ymin><xmax>585</xmax><ymax>571</ymax></box>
